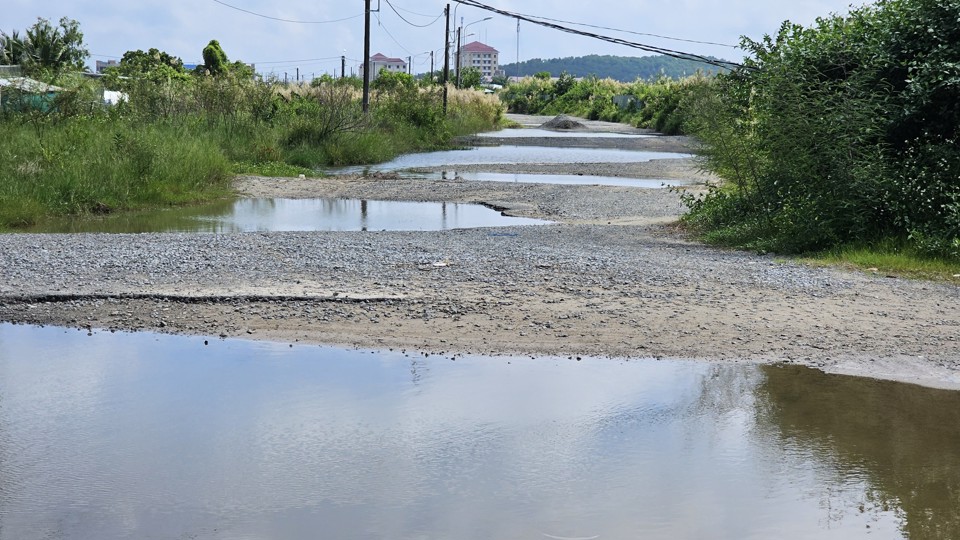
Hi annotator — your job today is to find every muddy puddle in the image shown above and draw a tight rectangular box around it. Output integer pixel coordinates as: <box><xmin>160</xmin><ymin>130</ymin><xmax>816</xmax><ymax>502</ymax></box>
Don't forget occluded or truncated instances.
<box><xmin>22</xmin><ymin>198</ymin><xmax>550</xmax><ymax>234</ymax></box>
<box><xmin>1</xmin><ymin>323</ymin><xmax>958</xmax><ymax>539</ymax></box>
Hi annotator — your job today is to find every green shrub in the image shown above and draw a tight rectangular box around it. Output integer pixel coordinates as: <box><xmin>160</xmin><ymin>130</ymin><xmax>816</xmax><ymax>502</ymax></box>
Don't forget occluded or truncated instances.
<box><xmin>682</xmin><ymin>0</ymin><xmax>960</xmax><ymax>259</ymax></box>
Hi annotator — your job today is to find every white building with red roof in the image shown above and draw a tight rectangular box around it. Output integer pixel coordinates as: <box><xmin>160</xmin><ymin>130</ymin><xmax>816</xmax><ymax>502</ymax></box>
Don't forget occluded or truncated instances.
<box><xmin>458</xmin><ymin>41</ymin><xmax>500</xmax><ymax>81</ymax></box>
<box><xmin>361</xmin><ymin>53</ymin><xmax>408</xmax><ymax>81</ymax></box>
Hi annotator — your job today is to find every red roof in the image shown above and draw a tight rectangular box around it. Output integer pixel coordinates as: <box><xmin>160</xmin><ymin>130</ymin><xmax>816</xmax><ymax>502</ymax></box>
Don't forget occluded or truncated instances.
<box><xmin>371</xmin><ymin>53</ymin><xmax>406</xmax><ymax>64</ymax></box>
<box><xmin>462</xmin><ymin>41</ymin><xmax>498</xmax><ymax>54</ymax></box>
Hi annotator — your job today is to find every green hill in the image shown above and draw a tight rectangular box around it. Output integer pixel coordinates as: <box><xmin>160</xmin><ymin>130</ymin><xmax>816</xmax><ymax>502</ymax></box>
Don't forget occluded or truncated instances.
<box><xmin>498</xmin><ymin>54</ymin><xmax>729</xmax><ymax>81</ymax></box>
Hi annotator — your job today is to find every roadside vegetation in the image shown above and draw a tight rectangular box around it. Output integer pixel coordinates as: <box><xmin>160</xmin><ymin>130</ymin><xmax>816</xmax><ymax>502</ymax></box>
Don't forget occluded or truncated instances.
<box><xmin>498</xmin><ymin>0</ymin><xmax>958</xmax><ymax>272</ymax></box>
<box><xmin>679</xmin><ymin>0</ymin><xmax>959</xmax><ymax>269</ymax></box>
<box><xmin>0</xmin><ymin>19</ymin><xmax>502</xmax><ymax>230</ymax></box>
<box><xmin>499</xmin><ymin>71</ymin><xmax>709</xmax><ymax>135</ymax></box>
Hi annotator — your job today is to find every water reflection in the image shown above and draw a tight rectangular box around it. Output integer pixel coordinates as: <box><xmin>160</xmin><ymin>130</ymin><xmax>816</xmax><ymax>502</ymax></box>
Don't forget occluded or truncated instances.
<box><xmin>476</xmin><ymin>128</ymin><xmax>654</xmax><ymax>139</ymax></box>
<box><xmin>759</xmin><ymin>365</ymin><xmax>960</xmax><ymax>539</ymax></box>
<box><xmin>23</xmin><ymin>198</ymin><xmax>550</xmax><ymax>234</ymax></box>
<box><xmin>409</xmin><ymin>170</ymin><xmax>692</xmax><ymax>188</ymax></box>
<box><xmin>330</xmin><ymin>145</ymin><xmax>691</xmax><ymax>175</ymax></box>
<box><xmin>0</xmin><ymin>324</ymin><xmax>956</xmax><ymax>539</ymax></box>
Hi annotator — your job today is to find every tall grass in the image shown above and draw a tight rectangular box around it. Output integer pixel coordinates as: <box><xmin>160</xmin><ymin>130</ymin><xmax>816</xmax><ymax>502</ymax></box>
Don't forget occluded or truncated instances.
<box><xmin>0</xmin><ymin>73</ymin><xmax>504</xmax><ymax>230</ymax></box>
<box><xmin>0</xmin><ymin>118</ymin><xmax>232</xmax><ymax>228</ymax></box>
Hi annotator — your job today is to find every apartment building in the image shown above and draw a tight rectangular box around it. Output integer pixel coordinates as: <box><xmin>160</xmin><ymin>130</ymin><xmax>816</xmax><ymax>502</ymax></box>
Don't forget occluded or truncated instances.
<box><xmin>458</xmin><ymin>41</ymin><xmax>499</xmax><ymax>81</ymax></box>
<box><xmin>361</xmin><ymin>53</ymin><xmax>408</xmax><ymax>82</ymax></box>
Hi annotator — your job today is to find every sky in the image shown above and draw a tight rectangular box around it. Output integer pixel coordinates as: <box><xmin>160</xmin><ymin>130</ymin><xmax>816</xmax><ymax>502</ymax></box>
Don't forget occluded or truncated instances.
<box><xmin>5</xmin><ymin>0</ymin><xmax>873</xmax><ymax>79</ymax></box>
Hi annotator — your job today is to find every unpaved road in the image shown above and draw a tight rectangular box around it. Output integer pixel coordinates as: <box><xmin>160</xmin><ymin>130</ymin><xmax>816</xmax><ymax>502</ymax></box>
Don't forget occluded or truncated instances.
<box><xmin>1</xmin><ymin>114</ymin><xmax>958</xmax><ymax>390</ymax></box>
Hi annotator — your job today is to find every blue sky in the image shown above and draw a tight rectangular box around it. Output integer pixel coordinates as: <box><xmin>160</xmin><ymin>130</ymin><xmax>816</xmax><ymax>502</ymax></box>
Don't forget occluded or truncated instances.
<box><xmin>5</xmin><ymin>0</ymin><xmax>872</xmax><ymax>78</ymax></box>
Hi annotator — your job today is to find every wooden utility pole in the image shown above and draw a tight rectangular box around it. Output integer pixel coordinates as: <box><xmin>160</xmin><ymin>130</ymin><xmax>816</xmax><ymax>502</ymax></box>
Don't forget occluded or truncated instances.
<box><xmin>430</xmin><ymin>51</ymin><xmax>434</xmax><ymax>81</ymax></box>
<box><xmin>341</xmin><ymin>55</ymin><xmax>346</xmax><ymax>80</ymax></box>
<box><xmin>442</xmin><ymin>3</ymin><xmax>450</xmax><ymax>114</ymax></box>
<box><xmin>362</xmin><ymin>0</ymin><xmax>372</xmax><ymax>113</ymax></box>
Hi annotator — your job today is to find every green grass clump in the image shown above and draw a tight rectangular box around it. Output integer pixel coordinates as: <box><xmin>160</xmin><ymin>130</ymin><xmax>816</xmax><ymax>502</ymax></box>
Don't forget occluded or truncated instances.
<box><xmin>809</xmin><ymin>241</ymin><xmax>960</xmax><ymax>283</ymax></box>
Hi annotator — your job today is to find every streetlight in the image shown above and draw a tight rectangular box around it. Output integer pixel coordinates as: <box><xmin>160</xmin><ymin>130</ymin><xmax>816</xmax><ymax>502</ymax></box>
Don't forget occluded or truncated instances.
<box><xmin>457</xmin><ymin>16</ymin><xmax>492</xmax><ymax>87</ymax></box>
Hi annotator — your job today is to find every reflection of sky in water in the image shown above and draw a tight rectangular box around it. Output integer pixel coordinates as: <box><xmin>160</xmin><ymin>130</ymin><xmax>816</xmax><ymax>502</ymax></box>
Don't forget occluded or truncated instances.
<box><xmin>476</xmin><ymin>128</ymin><xmax>655</xmax><ymax>139</ymax></box>
<box><xmin>26</xmin><ymin>198</ymin><xmax>551</xmax><ymax>234</ymax></box>
<box><xmin>331</xmin><ymin>145</ymin><xmax>692</xmax><ymax>175</ymax></box>
<box><xmin>402</xmin><ymin>170</ymin><xmax>692</xmax><ymax>188</ymax></box>
<box><xmin>0</xmin><ymin>324</ymin><xmax>935</xmax><ymax>539</ymax></box>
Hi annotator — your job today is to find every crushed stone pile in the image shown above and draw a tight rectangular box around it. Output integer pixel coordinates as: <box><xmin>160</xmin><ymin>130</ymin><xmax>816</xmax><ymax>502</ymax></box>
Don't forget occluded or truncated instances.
<box><xmin>541</xmin><ymin>115</ymin><xmax>586</xmax><ymax>130</ymax></box>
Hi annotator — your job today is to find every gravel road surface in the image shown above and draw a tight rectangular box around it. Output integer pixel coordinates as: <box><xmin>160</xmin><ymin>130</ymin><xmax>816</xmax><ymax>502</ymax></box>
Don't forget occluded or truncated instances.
<box><xmin>1</xmin><ymin>115</ymin><xmax>958</xmax><ymax>390</ymax></box>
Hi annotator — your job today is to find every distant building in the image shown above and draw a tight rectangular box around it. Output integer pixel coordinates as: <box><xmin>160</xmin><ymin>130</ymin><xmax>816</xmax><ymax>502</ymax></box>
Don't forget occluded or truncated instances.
<box><xmin>95</xmin><ymin>60</ymin><xmax>119</xmax><ymax>74</ymax></box>
<box><xmin>361</xmin><ymin>53</ymin><xmax>408</xmax><ymax>82</ymax></box>
<box><xmin>458</xmin><ymin>41</ymin><xmax>499</xmax><ymax>81</ymax></box>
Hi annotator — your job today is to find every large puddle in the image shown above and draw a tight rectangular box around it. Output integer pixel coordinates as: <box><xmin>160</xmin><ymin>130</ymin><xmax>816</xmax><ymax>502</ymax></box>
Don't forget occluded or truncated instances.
<box><xmin>477</xmin><ymin>128</ymin><xmax>655</xmax><ymax>139</ymax></box>
<box><xmin>1</xmin><ymin>323</ymin><xmax>958</xmax><ymax>539</ymax></box>
<box><xmin>332</xmin><ymin>145</ymin><xmax>690</xmax><ymax>175</ymax></box>
<box><xmin>406</xmin><ymin>170</ymin><xmax>691</xmax><ymax>188</ymax></box>
<box><xmin>24</xmin><ymin>198</ymin><xmax>550</xmax><ymax>234</ymax></box>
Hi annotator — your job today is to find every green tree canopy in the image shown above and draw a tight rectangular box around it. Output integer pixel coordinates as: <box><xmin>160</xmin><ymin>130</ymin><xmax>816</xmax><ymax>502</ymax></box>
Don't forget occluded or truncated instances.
<box><xmin>104</xmin><ymin>48</ymin><xmax>189</xmax><ymax>87</ymax></box>
<box><xmin>459</xmin><ymin>67</ymin><xmax>482</xmax><ymax>89</ymax></box>
<box><xmin>201</xmin><ymin>39</ymin><xmax>228</xmax><ymax>76</ymax></box>
<box><xmin>0</xmin><ymin>17</ymin><xmax>88</xmax><ymax>75</ymax></box>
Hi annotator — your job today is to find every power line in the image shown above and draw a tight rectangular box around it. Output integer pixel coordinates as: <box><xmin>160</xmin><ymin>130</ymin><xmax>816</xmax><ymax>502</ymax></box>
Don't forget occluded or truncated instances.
<box><xmin>390</xmin><ymin>2</ymin><xmax>442</xmax><ymax>18</ymax></box>
<box><xmin>512</xmin><ymin>12</ymin><xmax>739</xmax><ymax>49</ymax></box>
<box><xmin>453</xmin><ymin>0</ymin><xmax>747</xmax><ymax>70</ymax></box>
<box><xmin>253</xmin><ymin>56</ymin><xmax>344</xmax><ymax>65</ymax></box>
<box><xmin>383</xmin><ymin>0</ymin><xmax>444</xmax><ymax>28</ymax></box>
<box><xmin>375</xmin><ymin>13</ymin><xmax>413</xmax><ymax>56</ymax></box>
<box><xmin>211</xmin><ymin>0</ymin><xmax>364</xmax><ymax>24</ymax></box>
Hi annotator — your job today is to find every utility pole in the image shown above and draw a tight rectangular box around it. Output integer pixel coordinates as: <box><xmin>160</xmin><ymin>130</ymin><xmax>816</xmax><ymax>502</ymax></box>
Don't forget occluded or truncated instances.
<box><xmin>296</xmin><ymin>67</ymin><xmax>299</xmax><ymax>83</ymax></box>
<box><xmin>341</xmin><ymin>55</ymin><xmax>346</xmax><ymax>80</ymax></box>
<box><xmin>516</xmin><ymin>18</ymin><xmax>521</xmax><ymax>79</ymax></box>
<box><xmin>408</xmin><ymin>56</ymin><xmax>412</xmax><ymax>75</ymax></box>
<box><xmin>455</xmin><ymin>26</ymin><xmax>462</xmax><ymax>88</ymax></box>
<box><xmin>362</xmin><ymin>0</ymin><xmax>372</xmax><ymax>113</ymax></box>
<box><xmin>430</xmin><ymin>50</ymin><xmax>434</xmax><ymax>82</ymax></box>
<box><xmin>442</xmin><ymin>3</ymin><xmax>450</xmax><ymax>114</ymax></box>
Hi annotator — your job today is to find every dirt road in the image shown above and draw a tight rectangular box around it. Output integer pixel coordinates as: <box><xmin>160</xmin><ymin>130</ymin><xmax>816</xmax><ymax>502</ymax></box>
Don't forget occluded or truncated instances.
<box><xmin>1</xmin><ymin>115</ymin><xmax>958</xmax><ymax>389</ymax></box>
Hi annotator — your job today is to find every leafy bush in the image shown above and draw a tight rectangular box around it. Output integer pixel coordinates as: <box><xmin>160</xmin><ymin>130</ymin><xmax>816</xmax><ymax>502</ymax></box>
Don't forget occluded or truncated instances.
<box><xmin>682</xmin><ymin>0</ymin><xmax>960</xmax><ymax>258</ymax></box>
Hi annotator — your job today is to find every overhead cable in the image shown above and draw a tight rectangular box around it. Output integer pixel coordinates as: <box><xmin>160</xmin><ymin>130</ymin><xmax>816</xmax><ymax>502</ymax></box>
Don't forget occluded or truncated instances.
<box><xmin>211</xmin><ymin>0</ymin><xmax>364</xmax><ymax>24</ymax></box>
<box><xmin>383</xmin><ymin>0</ymin><xmax>445</xmax><ymax>28</ymax></box>
<box><xmin>375</xmin><ymin>14</ymin><xmax>413</xmax><ymax>56</ymax></box>
<box><xmin>511</xmin><ymin>12</ymin><xmax>739</xmax><ymax>48</ymax></box>
<box><xmin>453</xmin><ymin>0</ymin><xmax>747</xmax><ymax>70</ymax></box>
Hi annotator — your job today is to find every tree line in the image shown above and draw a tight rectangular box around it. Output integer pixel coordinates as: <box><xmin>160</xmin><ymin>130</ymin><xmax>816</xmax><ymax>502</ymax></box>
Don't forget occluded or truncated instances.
<box><xmin>498</xmin><ymin>54</ymin><xmax>727</xmax><ymax>82</ymax></box>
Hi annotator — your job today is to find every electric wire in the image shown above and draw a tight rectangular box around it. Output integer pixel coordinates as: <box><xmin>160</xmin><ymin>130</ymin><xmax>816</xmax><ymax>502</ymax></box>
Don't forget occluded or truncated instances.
<box><xmin>453</xmin><ymin>0</ymin><xmax>747</xmax><ymax>70</ymax></box>
<box><xmin>211</xmin><ymin>0</ymin><xmax>364</xmax><ymax>24</ymax></box>
<box><xmin>390</xmin><ymin>2</ymin><xmax>443</xmax><ymax>18</ymax></box>
<box><xmin>383</xmin><ymin>0</ymin><xmax>444</xmax><ymax>28</ymax></box>
<box><xmin>375</xmin><ymin>14</ymin><xmax>413</xmax><ymax>56</ymax></box>
<box><xmin>512</xmin><ymin>11</ymin><xmax>739</xmax><ymax>48</ymax></box>
<box><xmin>253</xmin><ymin>56</ymin><xmax>344</xmax><ymax>65</ymax></box>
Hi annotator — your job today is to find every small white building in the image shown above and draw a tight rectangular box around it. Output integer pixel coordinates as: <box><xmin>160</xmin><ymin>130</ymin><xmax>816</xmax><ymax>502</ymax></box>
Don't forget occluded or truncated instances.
<box><xmin>361</xmin><ymin>53</ymin><xmax>408</xmax><ymax>82</ymax></box>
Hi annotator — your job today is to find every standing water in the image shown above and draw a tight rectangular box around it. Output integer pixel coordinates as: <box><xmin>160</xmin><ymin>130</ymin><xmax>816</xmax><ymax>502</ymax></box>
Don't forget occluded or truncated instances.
<box><xmin>1</xmin><ymin>324</ymin><xmax>958</xmax><ymax>539</ymax></box>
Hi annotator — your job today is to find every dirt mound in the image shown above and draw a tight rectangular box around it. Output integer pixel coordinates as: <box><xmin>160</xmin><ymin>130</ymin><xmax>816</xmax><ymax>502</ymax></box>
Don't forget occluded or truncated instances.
<box><xmin>541</xmin><ymin>115</ymin><xmax>586</xmax><ymax>130</ymax></box>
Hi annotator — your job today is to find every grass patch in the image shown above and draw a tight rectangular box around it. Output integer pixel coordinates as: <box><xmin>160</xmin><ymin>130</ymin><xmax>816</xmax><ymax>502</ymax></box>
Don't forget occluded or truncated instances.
<box><xmin>804</xmin><ymin>241</ymin><xmax>960</xmax><ymax>282</ymax></box>
<box><xmin>232</xmin><ymin>161</ymin><xmax>319</xmax><ymax>178</ymax></box>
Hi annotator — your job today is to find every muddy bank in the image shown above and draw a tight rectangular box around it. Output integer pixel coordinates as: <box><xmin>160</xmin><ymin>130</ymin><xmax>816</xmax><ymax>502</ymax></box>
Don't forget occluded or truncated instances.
<box><xmin>1</xmin><ymin>116</ymin><xmax>958</xmax><ymax>390</ymax></box>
